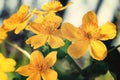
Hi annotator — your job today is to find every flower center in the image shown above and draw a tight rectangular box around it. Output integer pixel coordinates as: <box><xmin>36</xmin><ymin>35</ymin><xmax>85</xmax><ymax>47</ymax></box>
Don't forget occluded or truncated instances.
<box><xmin>86</xmin><ymin>32</ymin><xmax>92</xmax><ymax>39</ymax></box>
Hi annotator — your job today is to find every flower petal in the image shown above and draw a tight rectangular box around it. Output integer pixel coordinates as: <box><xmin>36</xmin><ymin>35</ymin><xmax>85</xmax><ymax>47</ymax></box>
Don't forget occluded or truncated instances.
<box><xmin>47</xmin><ymin>35</ymin><xmax>65</xmax><ymax>48</ymax></box>
<box><xmin>15</xmin><ymin>8</ymin><xmax>35</xmax><ymax>34</ymax></box>
<box><xmin>3</xmin><ymin>5</ymin><xmax>29</xmax><ymax>32</ymax></box>
<box><xmin>61</xmin><ymin>22</ymin><xmax>83</xmax><ymax>41</ymax></box>
<box><xmin>58</xmin><ymin>2</ymin><xmax>73</xmax><ymax>11</ymax></box>
<box><xmin>82</xmin><ymin>11</ymin><xmax>98</xmax><ymax>25</ymax></box>
<box><xmin>26</xmin><ymin>22</ymin><xmax>43</xmax><ymax>34</ymax></box>
<box><xmin>27</xmin><ymin>73</ymin><xmax>41</xmax><ymax>80</ymax></box>
<box><xmin>26</xmin><ymin>15</ymin><xmax>44</xmax><ymax>34</ymax></box>
<box><xmin>1</xmin><ymin>58</ymin><xmax>16</xmax><ymax>72</ymax></box>
<box><xmin>0</xmin><ymin>28</ymin><xmax>7</xmax><ymax>43</ymax></box>
<box><xmin>30</xmin><ymin>50</ymin><xmax>44</xmax><ymax>65</ymax></box>
<box><xmin>42</xmin><ymin>69</ymin><xmax>57</xmax><ymax>80</ymax></box>
<box><xmin>15</xmin><ymin>21</ymin><xmax>28</xmax><ymax>34</ymax></box>
<box><xmin>68</xmin><ymin>40</ymin><xmax>89</xmax><ymax>59</ymax></box>
<box><xmin>45</xmin><ymin>51</ymin><xmax>57</xmax><ymax>67</ymax></box>
<box><xmin>90</xmin><ymin>40</ymin><xmax>107</xmax><ymax>60</ymax></box>
<box><xmin>0</xmin><ymin>72</ymin><xmax>8</xmax><ymax>80</ymax></box>
<box><xmin>0</xmin><ymin>54</ymin><xmax>16</xmax><ymax>72</ymax></box>
<box><xmin>26</xmin><ymin>34</ymin><xmax>48</xmax><ymax>49</ymax></box>
<box><xmin>53</xmin><ymin>29</ymin><xmax>63</xmax><ymax>39</ymax></box>
<box><xmin>98</xmin><ymin>22</ymin><xmax>116</xmax><ymax>40</ymax></box>
<box><xmin>16</xmin><ymin>65</ymin><xmax>32</xmax><ymax>76</ymax></box>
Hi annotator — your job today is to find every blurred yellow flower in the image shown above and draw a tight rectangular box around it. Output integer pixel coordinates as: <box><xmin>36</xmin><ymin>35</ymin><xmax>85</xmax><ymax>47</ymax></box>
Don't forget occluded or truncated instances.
<box><xmin>26</xmin><ymin>13</ymin><xmax>64</xmax><ymax>49</ymax></box>
<box><xmin>0</xmin><ymin>27</ymin><xmax>7</xmax><ymax>43</ymax></box>
<box><xmin>61</xmin><ymin>11</ymin><xmax>116</xmax><ymax>60</ymax></box>
<box><xmin>41</xmin><ymin>0</ymin><xmax>72</xmax><ymax>13</ymax></box>
<box><xmin>3</xmin><ymin>5</ymin><xmax>35</xmax><ymax>34</ymax></box>
<box><xmin>16</xmin><ymin>50</ymin><xmax>57</xmax><ymax>80</ymax></box>
<box><xmin>0</xmin><ymin>53</ymin><xmax>16</xmax><ymax>80</ymax></box>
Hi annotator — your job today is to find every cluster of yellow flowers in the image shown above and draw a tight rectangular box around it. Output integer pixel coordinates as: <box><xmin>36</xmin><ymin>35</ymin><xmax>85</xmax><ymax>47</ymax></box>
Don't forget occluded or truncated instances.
<box><xmin>0</xmin><ymin>0</ymin><xmax>117</xmax><ymax>80</ymax></box>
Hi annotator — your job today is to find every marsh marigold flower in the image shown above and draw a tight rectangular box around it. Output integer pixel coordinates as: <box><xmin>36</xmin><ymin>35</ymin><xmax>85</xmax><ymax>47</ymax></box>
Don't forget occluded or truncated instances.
<box><xmin>61</xmin><ymin>11</ymin><xmax>116</xmax><ymax>60</ymax></box>
<box><xmin>3</xmin><ymin>5</ymin><xmax>35</xmax><ymax>34</ymax></box>
<box><xmin>0</xmin><ymin>27</ymin><xmax>7</xmax><ymax>43</ymax></box>
<box><xmin>0</xmin><ymin>53</ymin><xmax>16</xmax><ymax>80</ymax></box>
<box><xmin>16</xmin><ymin>50</ymin><xmax>57</xmax><ymax>80</ymax></box>
<box><xmin>26</xmin><ymin>13</ymin><xmax>65</xmax><ymax>49</ymax></box>
<box><xmin>41</xmin><ymin>0</ymin><xmax>72</xmax><ymax>13</ymax></box>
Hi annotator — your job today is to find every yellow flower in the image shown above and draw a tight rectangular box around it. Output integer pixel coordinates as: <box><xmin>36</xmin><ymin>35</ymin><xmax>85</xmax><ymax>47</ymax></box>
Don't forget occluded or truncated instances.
<box><xmin>41</xmin><ymin>0</ymin><xmax>72</xmax><ymax>13</ymax></box>
<box><xmin>26</xmin><ymin>13</ymin><xmax>65</xmax><ymax>49</ymax></box>
<box><xmin>0</xmin><ymin>53</ymin><xmax>16</xmax><ymax>80</ymax></box>
<box><xmin>3</xmin><ymin>5</ymin><xmax>35</xmax><ymax>34</ymax></box>
<box><xmin>0</xmin><ymin>27</ymin><xmax>7</xmax><ymax>43</ymax></box>
<box><xmin>61</xmin><ymin>11</ymin><xmax>116</xmax><ymax>60</ymax></box>
<box><xmin>16</xmin><ymin>50</ymin><xmax>57</xmax><ymax>80</ymax></box>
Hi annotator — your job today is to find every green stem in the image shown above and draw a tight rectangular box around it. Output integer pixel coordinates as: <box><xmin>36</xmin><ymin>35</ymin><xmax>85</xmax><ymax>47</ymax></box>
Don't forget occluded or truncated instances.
<box><xmin>66</xmin><ymin>55</ymin><xmax>82</xmax><ymax>72</ymax></box>
<box><xmin>6</xmin><ymin>41</ymin><xmax>30</xmax><ymax>58</ymax></box>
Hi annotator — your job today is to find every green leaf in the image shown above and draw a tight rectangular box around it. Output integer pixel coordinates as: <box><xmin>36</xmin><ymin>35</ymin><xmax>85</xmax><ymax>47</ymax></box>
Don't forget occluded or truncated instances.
<box><xmin>95</xmin><ymin>70</ymin><xmax>114</xmax><ymax>80</ymax></box>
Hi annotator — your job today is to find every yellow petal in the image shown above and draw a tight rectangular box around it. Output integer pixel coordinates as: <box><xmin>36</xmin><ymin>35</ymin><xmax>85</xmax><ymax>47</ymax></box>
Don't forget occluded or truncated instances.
<box><xmin>34</xmin><ymin>15</ymin><xmax>44</xmax><ymax>23</ymax></box>
<box><xmin>58</xmin><ymin>2</ymin><xmax>73</xmax><ymax>11</ymax></box>
<box><xmin>0</xmin><ymin>72</ymin><xmax>8</xmax><ymax>80</ymax></box>
<box><xmin>61</xmin><ymin>23</ymin><xmax>83</xmax><ymax>41</ymax></box>
<box><xmin>68</xmin><ymin>40</ymin><xmax>89</xmax><ymax>59</ymax></box>
<box><xmin>47</xmin><ymin>35</ymin><xmax>65</xmax><ymax>48</ymax></box>
<box><xmin>26</xmin><ymin>22</ymin><xmax>43</xmax><ymax>34</ymax></box>
<box><xmin>82</xmin><ymin>11</ymin><xmax>98</xmax><ymax>25</ymax></box>
<box><xmin>1</xmin><ymin>58</ymin><xmax>16</xmax><ymax>72</ymax></box>
<box><xmin>98</xmin><ymin>22</ymin><xmax>116</xmax><ymax>40</ymax></box>
<box><xmin>3</xmin><ymin>5</ymin><xmax>29</xmax><ymax>32</ymax></box>
<box><xmin>41</xmin><ymin>1</ymin><xmax>62</xmax><ymax>11</ymax></box>
<box><xmin>53</xmin><ymin>29</ymin><xmax>63</xmax><ymax>39</ymax></box>
<box><xmin>27</xmin><ymin>73</ymin><xmax>41</xmax><ymax>80</ymax></box>
<box><xmin>0</xmin><ymin>28</ymin><xmax>7</xmax><ymax>43</ymax></box>
<box><xmin>15</xmin><ymin>8</ymin><xmax>35</xmax><ymax>34</ymax></box>
<box><xmin>26</xmin><ymin>34</ymin><xmax>48</xmax><ymax>49</ymax></box>
<box><xmin>45</xmin><ymin>12</ymin><xmax>62</xmax><ymax>25</ymax></box>
<box><xmin>45</xmin><ymin>51</ymin><xmax>57</xmax><ymax>67</ymax></box>
<box><xmin>30</xmin><ymin>50</ymin><xmax>44</xmax><ymax>65</ymax></box>
<box><xmin>16</xmin><ymin>65</ymin><xmax>32</xmax><ymax>76</ymax></box>
<box><xmin>42</xmin><ymin>1</ymin><xmax>72</xmax><ymax>12</ymax></box>
<box><xmin>17</xmin><ymin>5</ymin><xmax>29</xmax><ymax>20</ymax></box>
<box><xmin>42</xmin><ymin>69</ymin><xmax>57</xmax><ymax>80</ymax></box>
<box><xmin>0</xmin><ymin>54</ymin><xmax>16</xmax><ymax>72</ymax></box>
<box><xmin>2</xmin><ymin>22</ymin><xmax>17</xmax><ymax>32</ymax></box>
<box><xmin>90</xmin><ymin>40</ymin><xmax>107</xmax><ymax>60</ymax></box>
<box><xmin>15</xmin><ymin>21</ymin><xmax>28</xmax><ymax>34</ymax></box>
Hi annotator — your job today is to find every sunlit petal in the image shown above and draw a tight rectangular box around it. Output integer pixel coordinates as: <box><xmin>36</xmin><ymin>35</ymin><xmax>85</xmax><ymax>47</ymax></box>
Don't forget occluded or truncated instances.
<box><xmin>27</xmin><ymin>73</ymin><xmax>41</xmax><ymax>80</ymax></box>
<box><xmin>26</xmin><ymin>34</ymin><xmax>48</xmax><ymax>49</ymax></box>
<box><xmin>42</xmin><ymin>69</ymin><xmax>57</xmax><ymax>80</ymax></box>
<box><xmin>15</xmin><ymin>21</ymin><xmax>28</xmax><ymax>34</ymax></box>
<box><xmin>58</xmin><ymin>2</ymin><xmax>73</xmax><ymax>11</ymax></box>
<box><xmin>82</xmin><ymin>11</ymin><xmax>98</xmax><ymax>25</ymax></box>
<box><xmin>47</xmin><ymin>35</ymin><xmax>65</xmax><ymax>48</ymax></box>
<box><xmin>98</xmin><ymin>22</ymin><xmax>116</xmax><ymax>40</ymax></box>
<box><xmin>41</xmin><ymin>1</ymin><xmax>72</xmax><ymax>12</ymax></box>
<box><xmin>0</xmin><ymin>54</ymin><xmax>16</xmax><ymax>72</ymax></box>
<box><xmin>53</xmin><ymin>29</ymin><xmax>63</xmax><ymax>39</ymax></box>
<box><xmin>15</xmin><ymin>8</ymin><xmax>35</xmax><ymax>34</ymax></box>
<box><xmin>16</xmin><ymin>65</ymin><xmax>32</xmax><ymax>76</ymax></box>
<box><xmin>45</xmin><ymin>51</ymin><xmax>57</xmax><ymax>67</ymax></box>
<box><xmin>30</xmin><ymin>50</ymin><xmax>44</xmax><ymax>65</ymax></box>
<box><xmin>90</xmin><ymin>40</ymin><xmax>107</xmax><ymax>60</ymax></box>
<box><xmin>68</xmin><ymin>40</ymin><xmax>89</xmax><ymax>59</ymax></box>
<box><xmin>0</xmin><ymin>72</ymin><xmax>7</xmax><ymax>80</ymax></box>
<box><xmin>0</xmin><ymin>28</ymin><xmax>7</xmax><ymax>43</ymax></box>
<box><xmin>3</xmin><ymin>5</ymin><xmax>29</xmax><ymax>32</ymax></box>
<box><xmin>61</xmin><ymin>22</ymin><xmax>83</xmax><ymax>41</ymax></box>
<box><xmin>1</xmin><ymin>58</ymin><xmax>16</xmax><ymax>72</ymax></box>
